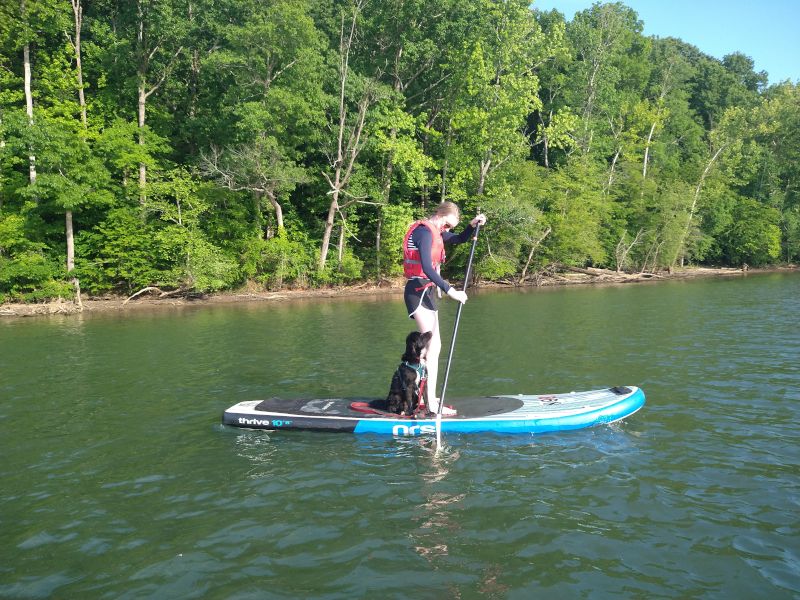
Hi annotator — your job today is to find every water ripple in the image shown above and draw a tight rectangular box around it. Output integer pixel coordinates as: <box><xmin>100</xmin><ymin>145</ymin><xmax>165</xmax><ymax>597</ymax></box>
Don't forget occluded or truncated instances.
<box><xmin>1</xmin><ymin>274</ymin><xmax>799</xmax><ymax>598</ymax></box>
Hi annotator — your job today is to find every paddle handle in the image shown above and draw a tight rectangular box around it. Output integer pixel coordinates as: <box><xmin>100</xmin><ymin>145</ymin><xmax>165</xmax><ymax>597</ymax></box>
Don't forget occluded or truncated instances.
<box><xmin>437</xmin><ymin>222</ymin><xmax>481</xmax><ymax>415</ymax></box>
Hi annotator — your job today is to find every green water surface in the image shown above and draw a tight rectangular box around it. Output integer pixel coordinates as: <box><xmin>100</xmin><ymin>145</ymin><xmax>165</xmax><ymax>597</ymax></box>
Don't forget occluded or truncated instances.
<box><xmin>1</xmin><ymin>273</ymin><xmax>799</xmax><ymax>598</ymax></box>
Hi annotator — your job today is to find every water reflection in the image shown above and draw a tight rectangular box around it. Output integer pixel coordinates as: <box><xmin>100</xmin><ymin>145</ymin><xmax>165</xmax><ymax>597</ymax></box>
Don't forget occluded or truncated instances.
<box><xmin>233</xmin><ymin>430</ymin><xmax>279</xmax><ymax>480</ymax></box>
<box><xmin>409</xmin><ymin>443</ymin><xmax>463</xmax><ymax>562</ymax></box>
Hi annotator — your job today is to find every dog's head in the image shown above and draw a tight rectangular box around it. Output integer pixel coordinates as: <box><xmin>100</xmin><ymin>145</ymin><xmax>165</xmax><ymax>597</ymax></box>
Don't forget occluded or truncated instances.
<box><xmin>403</xmin><ymin>331</ymin><xmax>433</xmax><ymax>363</ymax></box>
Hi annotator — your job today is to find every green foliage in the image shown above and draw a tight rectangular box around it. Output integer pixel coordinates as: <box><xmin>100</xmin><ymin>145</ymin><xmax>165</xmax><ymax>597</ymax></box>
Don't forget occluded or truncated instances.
<box><xmin>370</xmin><ymin>103</ymin><xmax>435</xmax><ymax>192</ymax></box>
<box><xmin>783</xmin><ymin>206</ymin><xmax>800</xmax><ymax>263</ymax></box>
<box><xmin>0</xmin><ymin>0</ymin><xmax>797</xmax><ymax>304</ymax></box>
<box><xmin>720</xmin><ymin>197</ymin><xmax>782</xmax><ymax>266</ymax></box>
<box><xmin>442</xmin><ymin>0</ymin><xmax>544</xmax><ymax>198</ymax></box>
<box><xmin>467</xmin><ymin>165</ymin><xmax>548</xmax><ymax>279</ymax></box>
<box><xmin>538</xmin><ymin>156</ymin><xmax>609</xmax><ymax>266</ymax></box>
<box><xmin>317</xmin><ymin>246</ymin><xmax>364</xmax><ymax>286</ymax></box>
<box><xmin>94</xmin><ymin>119</ymin><xmax>165</xmax><ymax>188</ymax></box>
<box><xmin>155</xmin><ymin>225</ymin><xmax>240</xmax><ymax>292</ymax></box>
<box><xmin>252</xmin><ymin>229</ymin><xmax>316</xmax><ymax>290</ymax></box>
<box><xmin>146</xmin><ymin>169</ymin><xmax>241</xmax><ymax>292</ymax></box>
<box><xmin>0</xmin><ymin>212</ymin><xmax>70</xmax><ymax>301</ymax></box>
<box><xmin>0</xmin><ymin>213</ymin><xmax>32</xmax><ymax>255</ymax></box>
<box><xmin>75</xmin><ymin>207</ymin><xmax>167</xmax><ymax>294</ymax></box>
<box><xmin>0</xmin><ymin>251</ymin><xmax>71</xmax><ymax>302</ymax></box>
<box><xmin>23</xmin><ymin>115</ymin><xmax>115</xmax><ymax>213</ymax></box>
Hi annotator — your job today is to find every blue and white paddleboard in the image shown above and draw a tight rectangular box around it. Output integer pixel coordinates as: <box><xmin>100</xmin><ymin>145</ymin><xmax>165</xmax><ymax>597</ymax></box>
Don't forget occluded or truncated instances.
<box><xmin>222</xmin><ymin>386</ymin><xmax>645</xmax><ymax>436</ymax></box>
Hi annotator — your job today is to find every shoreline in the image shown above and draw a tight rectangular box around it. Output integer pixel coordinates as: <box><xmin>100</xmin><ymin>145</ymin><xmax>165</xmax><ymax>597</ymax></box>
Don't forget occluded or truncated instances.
<box><xmin>1</xmin><ymin>265</ymin><xmax>796</xmax><ymax>319</ymax></box>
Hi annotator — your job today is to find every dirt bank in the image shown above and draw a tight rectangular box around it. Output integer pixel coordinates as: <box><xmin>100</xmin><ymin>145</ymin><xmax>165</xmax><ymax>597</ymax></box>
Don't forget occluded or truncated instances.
<box><xmin>1</xmin><ymin>265</ymin><xmax>795</xmax><ymax>318</ymax></box>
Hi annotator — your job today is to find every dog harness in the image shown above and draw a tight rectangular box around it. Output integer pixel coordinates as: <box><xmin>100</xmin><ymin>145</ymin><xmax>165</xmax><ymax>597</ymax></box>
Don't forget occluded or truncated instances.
<box><xmin>402</xmin><ymin>361</ymin><xmax>427</xmax><ymax>385</ymax></box>
<box><xmin>399</xmin><ymin>360</ymin><xmax>428</xmax><ymax>415</ymax></box>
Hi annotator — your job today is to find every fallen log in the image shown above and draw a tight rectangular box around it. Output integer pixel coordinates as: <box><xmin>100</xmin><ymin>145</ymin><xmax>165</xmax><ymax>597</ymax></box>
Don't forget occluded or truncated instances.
<box><xmin>123</xmin><ymin>286</ymin><xmax>188</xmax><ymax>306</ymax></box>
<box><xmin>562</xmin><ymin>265</ymin><xmax>618</xmax><ymax>277</ymax></box>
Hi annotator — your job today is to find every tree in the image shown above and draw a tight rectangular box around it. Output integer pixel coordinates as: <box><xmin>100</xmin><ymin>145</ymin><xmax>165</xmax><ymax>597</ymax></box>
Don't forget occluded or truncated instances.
<box><xmin>440</xmin><ymin>0</ymin><xmax>544</xmax><ymax>202</ymax></box>
<box><xmin>12</xmin><ymin>1</ymin><xmax>66</xmax><ymax>184</ymax></box>
<box><xmin>670</xmin><ymin>106</ymin><xmax>748</xmax><ymax>267</ymax></box>
<box><xmin>754</xmin><ymin>83</ymin><xmax>800</xmax><ymax>261</ymax></box>
<box><xmin>565</xmin><ymin>2</ymin><xmax>647</xmax><ymax>154</ymax></box>
<box><xmin>202</xmin><ymin>0</ymin><xmax>325</xmax><ymax>236</ymax></box>
<box><xmin>353</xmin><ymin>0</ymin><xmax>457</xmax><ymax>276</ymax></box>
<box><xmin>65</xmin><ymin>0</ymin><xmax>86</xmax><ymax>300</ymax></box>
<box><xmin>720</xmin><ymin>196</ymin><xmax>781</xmax><ymax>266</ymax></box>
<box><xmin>0</xmin><ymin>0</ymin><xmax>797</xmax><ymax>303</ymax></box>
<box><xmin>689</xmin><ymin>52</ymin><xmax>762</xmax><ymax>131</ymax></box>
<box><xmin>146</xmin><ymin>169</ymin><xmax>238</xmax><ymax>292</ymax></box>
<box><xmin>364</xmin><ymin>102</ymin><xmax>433</xmax><ymax>278</ymax></box>
<box><xmin>530</xmin><ymin>8</ymin><xmax>574</xmax><ymax>169</ymax></box>
<box><xmin>98</xmin><ymin>0</ymin><xmax>187</xmax><ymax>202</ymax></box>
<box><xmin>318</xmin><ymin>0</ymin><xmax>384</xmax><ymax>273</ymax></box>
<box><xmin>537</xmin><ymin>155</ymin><xmax>609</xmax><ymax>266</ymax></box>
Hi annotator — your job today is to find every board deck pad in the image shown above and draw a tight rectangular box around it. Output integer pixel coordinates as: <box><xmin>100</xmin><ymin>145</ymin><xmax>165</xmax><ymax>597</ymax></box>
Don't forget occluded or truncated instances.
<box><xmin>223</xmin><ymin>386</ymin><xmax>645</xmax><ymax>436</ymax></box>
<box><xmin>253</xmin><ymin>396</ymin><xmax>524</xmax><ymax>418</ymax></box>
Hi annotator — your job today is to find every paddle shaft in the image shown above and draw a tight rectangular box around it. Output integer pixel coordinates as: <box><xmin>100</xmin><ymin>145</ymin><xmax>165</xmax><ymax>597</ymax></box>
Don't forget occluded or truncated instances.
<box><xmin>436</xmin><ymin>222</ymin><xmax>481</xmax><ymax>416</ymax></box>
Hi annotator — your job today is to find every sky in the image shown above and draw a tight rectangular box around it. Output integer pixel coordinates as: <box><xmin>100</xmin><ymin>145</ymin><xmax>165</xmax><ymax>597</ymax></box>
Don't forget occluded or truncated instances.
<box><xmin>531</xmin><ymin>0</ymin><xmax>800</xmax><ymax>85</ymax></box>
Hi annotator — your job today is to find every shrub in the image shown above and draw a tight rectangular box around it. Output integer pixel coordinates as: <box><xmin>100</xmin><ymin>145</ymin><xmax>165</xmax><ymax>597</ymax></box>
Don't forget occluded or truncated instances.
<box><xmin>254</xmin><ymin>230</ymin><xmax>316</xmax><ymax>289</ymax></box>
<box><xmin>0</xmin><ymin>252</ymin><xmax>72</xmax><ymax>302</ymax></box>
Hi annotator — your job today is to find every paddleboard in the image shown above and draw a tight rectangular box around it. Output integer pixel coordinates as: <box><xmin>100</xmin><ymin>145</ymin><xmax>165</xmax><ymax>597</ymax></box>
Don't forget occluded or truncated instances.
<box><xmin>222</xmin><ymin>385</ymin><xmax>645</xmax><ymax>436</ymax></box>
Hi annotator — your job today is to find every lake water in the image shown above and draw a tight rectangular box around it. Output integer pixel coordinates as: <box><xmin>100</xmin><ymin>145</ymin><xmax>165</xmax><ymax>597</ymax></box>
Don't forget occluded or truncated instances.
<box><xmin>1</xmin><ymin>273</ymin><xmax>799</xmax><ymax>598</ymax></box>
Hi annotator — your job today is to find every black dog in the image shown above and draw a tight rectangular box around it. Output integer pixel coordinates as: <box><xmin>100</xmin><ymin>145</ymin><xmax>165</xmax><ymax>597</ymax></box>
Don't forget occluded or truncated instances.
<box><xmin>372</xmin><ymin>331</ymin><xmax>432</xmax><ymax>416</ymax></box>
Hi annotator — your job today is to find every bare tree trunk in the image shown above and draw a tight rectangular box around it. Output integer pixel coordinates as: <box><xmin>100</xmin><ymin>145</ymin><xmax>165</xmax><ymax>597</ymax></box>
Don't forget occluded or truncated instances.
<box><xmin>71</xmin><ymin>0</ymin><xmax>87</xmax><ymax>126</ymax></box>
<box><xmin>65</xmin><ymin>212</ymin><xmax>75</xmax><ymax>271</ymax></box>
<box><xmin>337</xmin><ymin>214</ymin><xmax>346</xmax><ymax>265</ymax></box>
<box><xmin>265</xmin><ymin>189</ymin><xmax>284</xmax><ymax>231</ymax></box>
<box><xmin>137</xmin><ymin>2</ymin><xmax>147</xmax><ymax>203</ymax></box>
<box><xmin>134</xmin><ymin>0</ymin><xmax>183</xmax><ymax>205</ymax></box>
<box><xmin>23</xmin><ymin>37</ymin><xmax>36</xmax><ymax>184</ymax></box>
<box><xmin>614</xmin><ymin>228</ymin><xmax>643</xmax><ymax>273</ymax></box>
<box><xmin>671</xmin><ymin>143</ymin><xmax>727</xmax><ymax>267</ymax></box>
<box><xmin>66</xmin><ymin>210</ymin><xmax>82</xmax><ymax>309</ymax></box>
<box><xmin>519</xmin><ymin>227</ymin><xmax>551</xmax><ymax>283</ymax></box>
<box><xmin>606</xmin><ymin>146</ymin><xmax>621</xmax><ymax>193</ymax></box>
<box><xmin>319</xmin><ymin>191</ymin><xmax>339</xmax><ymax>271</ymax></box>
<box><xmin>476</xmin><ymin>152</ymin><xmax>491</xmax><ymax>196</ymax></box>
<box><xmin>66</xmin><ymin>0</ymin><xmax>87</xmax><ymax>285</ymax></box>
<box><xmin>319</xmin><ymin>9</ymin><xmax>352</xmax><ymax>272</ymax></box>
<box><xmin>319</xmin><ymin>2</ymin><xmax>371</xmax><ymax>272</ymax></box>
<box><xmin>440</xmin><ymin>120</ymin><xmax>453</xmax><ymax>202</ymax></box>
<box><xmin>642</xmin><ymin>120</ymin><xmax>657</xmax><ymax>181</ymax></box>
<box><xmin>375</xmin><ymin>206</ymin><xmax>383</xmax><ymax>279</ymax></box>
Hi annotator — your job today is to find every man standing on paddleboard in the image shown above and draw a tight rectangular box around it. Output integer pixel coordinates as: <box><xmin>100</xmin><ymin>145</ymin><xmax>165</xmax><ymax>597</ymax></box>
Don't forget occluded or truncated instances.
<box><xmin>402</xmin><ymin>202</ymin><xmax>487</xmax><ymax>416</ymax></box>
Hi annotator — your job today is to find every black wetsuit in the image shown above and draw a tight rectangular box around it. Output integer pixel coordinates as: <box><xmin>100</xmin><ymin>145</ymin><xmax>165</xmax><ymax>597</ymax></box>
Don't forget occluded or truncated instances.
<box><xmin>404</xmin><ymin>223</ymin><xmax>475</xmax><ymax>317</ymax></box>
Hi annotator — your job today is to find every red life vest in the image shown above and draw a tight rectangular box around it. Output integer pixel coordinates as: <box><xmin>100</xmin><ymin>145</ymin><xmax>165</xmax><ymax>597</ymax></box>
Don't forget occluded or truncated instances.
<box><xmin>403</xmin><ymin>220</ymin><xmax>445</xmax><ymax>279</ymax></box>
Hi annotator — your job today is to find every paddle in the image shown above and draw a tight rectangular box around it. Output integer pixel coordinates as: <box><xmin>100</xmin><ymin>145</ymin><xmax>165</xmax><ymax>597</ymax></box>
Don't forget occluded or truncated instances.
<box><xmin>435</xmin><ymin>220</ymin><xmax>482</xmax><ymax>451</ymax></box>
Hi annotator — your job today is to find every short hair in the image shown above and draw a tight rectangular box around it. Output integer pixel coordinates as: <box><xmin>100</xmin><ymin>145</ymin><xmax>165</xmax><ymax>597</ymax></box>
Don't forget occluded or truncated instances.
<box><xmin>432</xmin><ymin>201</ymin><xmax>460</xmax><ymax>221</ymax></box>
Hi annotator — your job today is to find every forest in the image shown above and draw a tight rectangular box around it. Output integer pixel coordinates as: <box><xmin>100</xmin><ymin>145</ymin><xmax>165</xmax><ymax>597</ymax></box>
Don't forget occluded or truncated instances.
<box><xmin>1</xmin><ymin>0</ymin><xmax>798</xmax><ymax>302</ymax></box>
